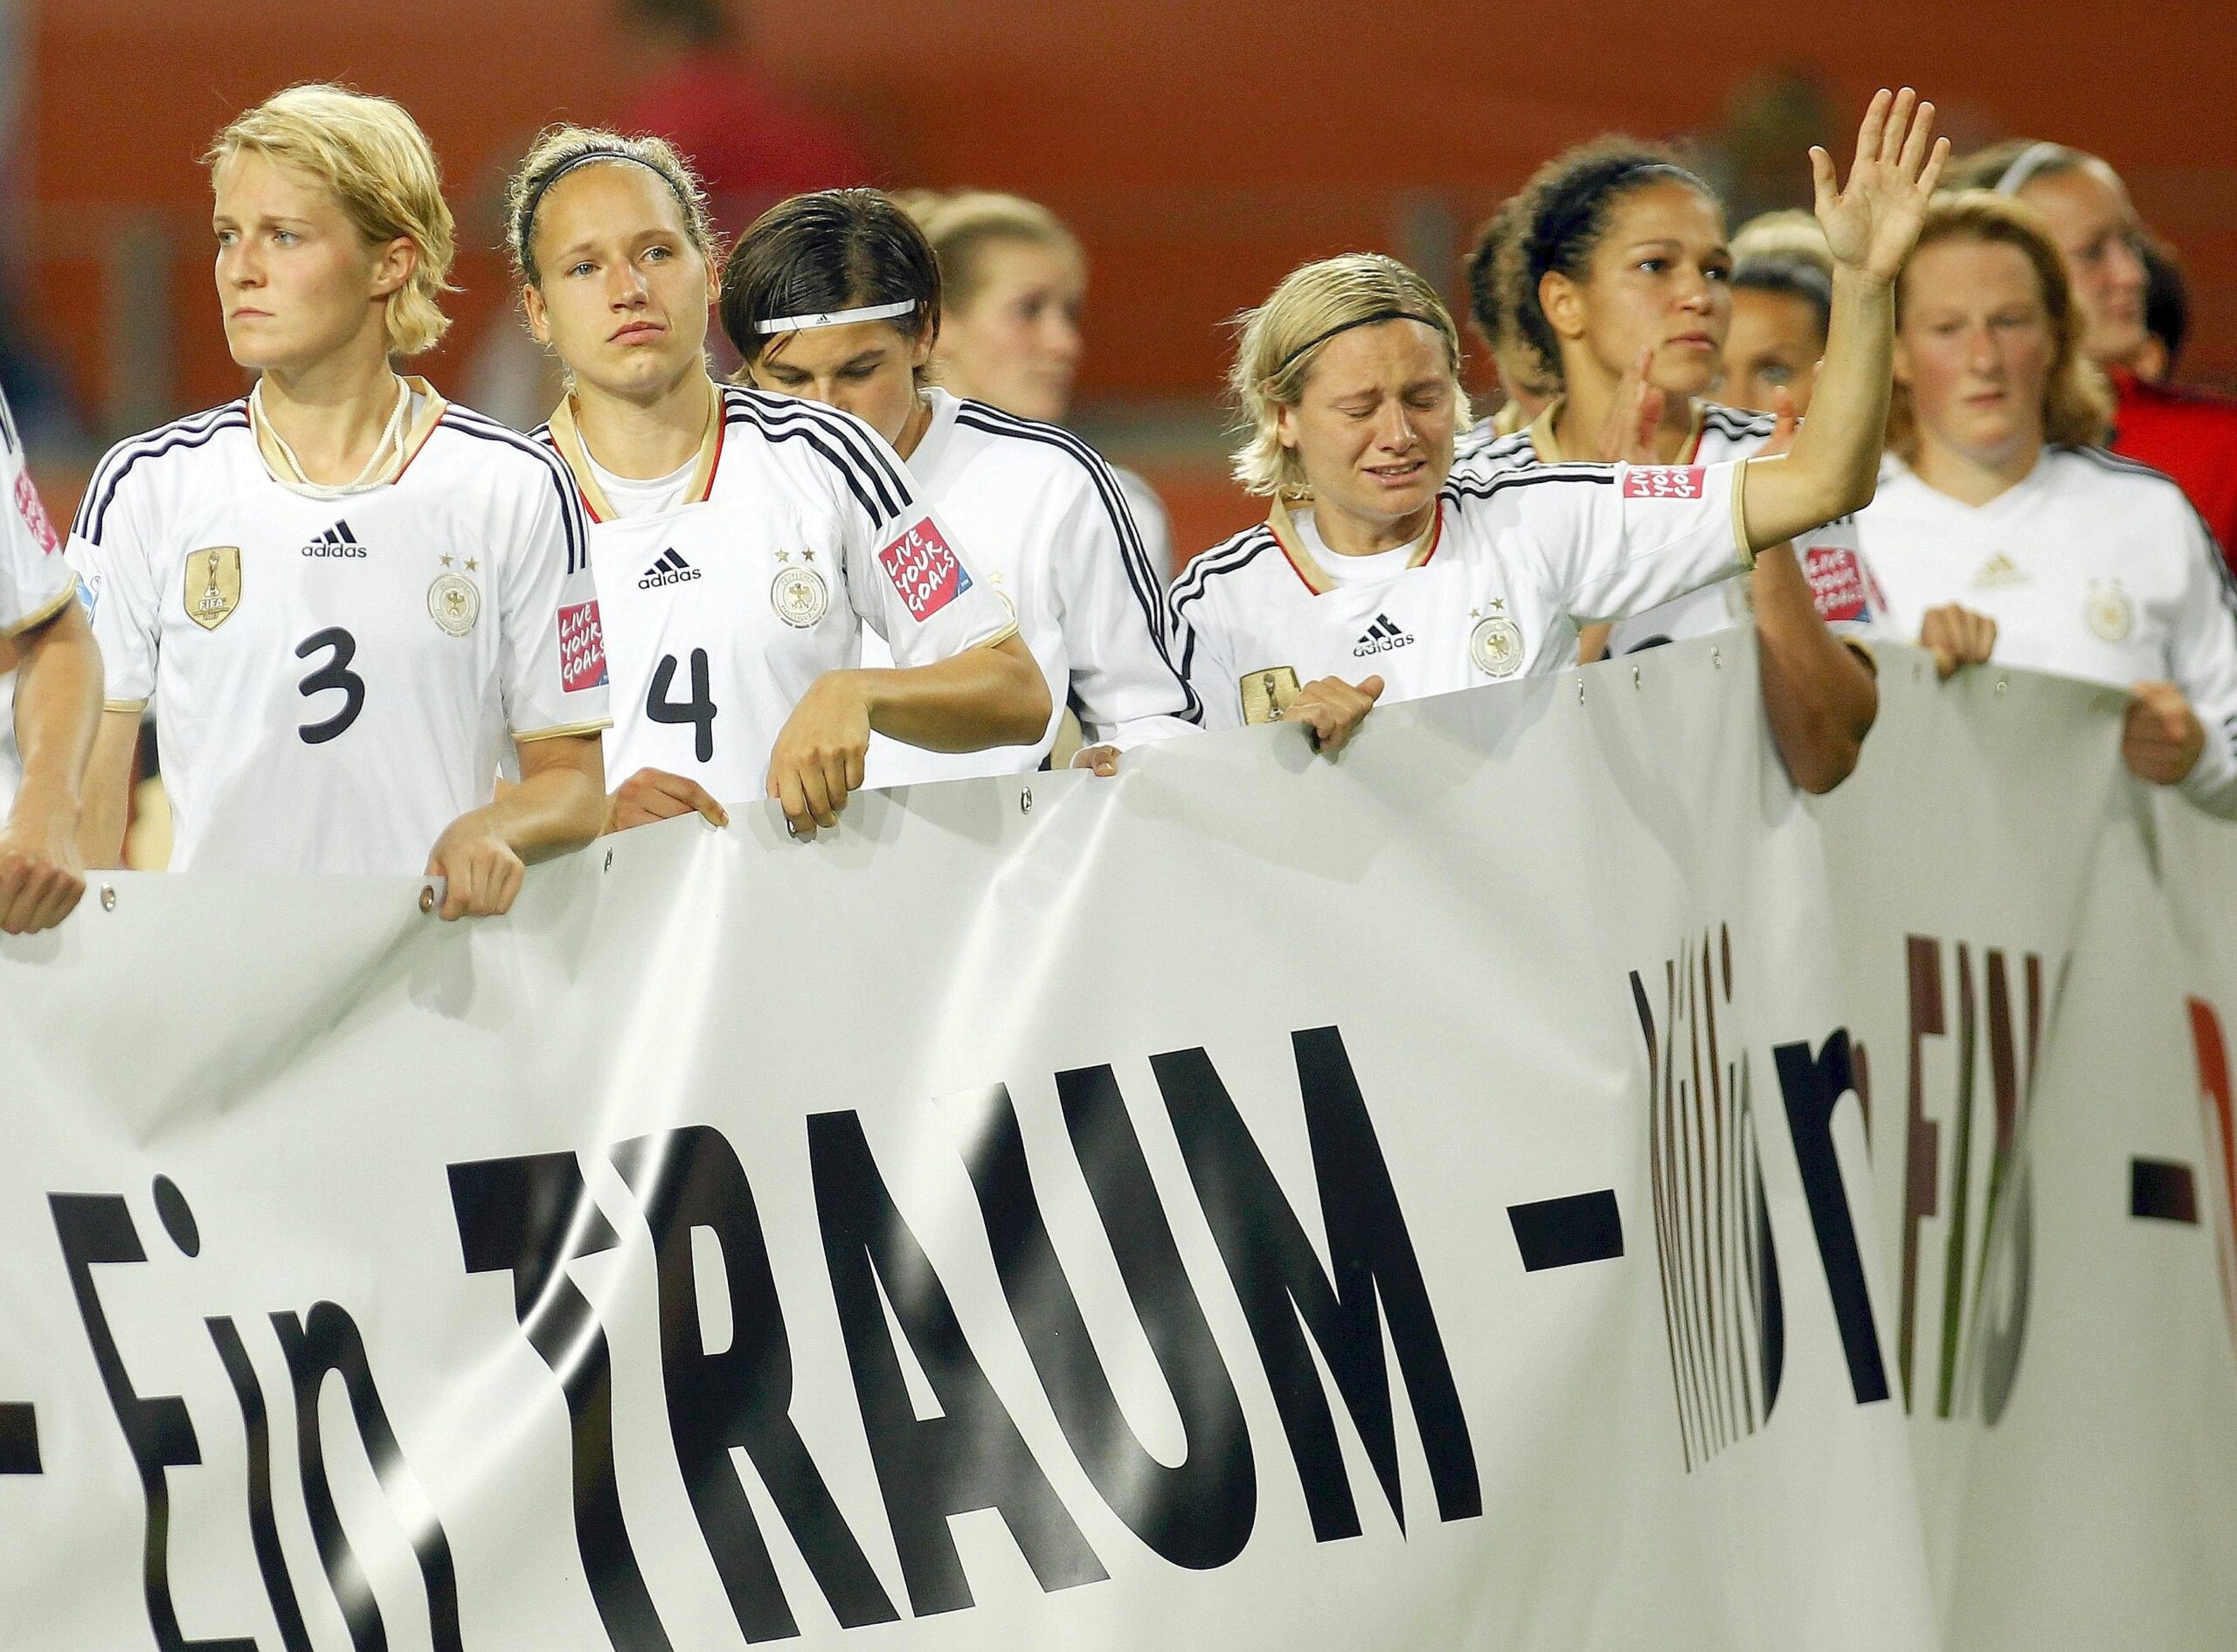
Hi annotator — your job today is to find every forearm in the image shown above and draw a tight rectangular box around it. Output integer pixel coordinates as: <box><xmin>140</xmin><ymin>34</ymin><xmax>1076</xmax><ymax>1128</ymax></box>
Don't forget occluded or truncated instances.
<box><xmin>1754</xmin><ymin>544</ymin><xmax>1879</xmax><ymax>793</ymax></box>
<box><xmin>462</xmin><ymin>761</ymin><xmax>606</xmax><ymax>863</ymax></box>
<box><xmin>1742</xmin><ymin>268</ymin><xmax>1894</xmax><ymax>550</ymax></box>
<box><xmin>861</xmin><ymin>634</ymin><xmax>1051</xmax><ymax>753</ymax></box>
<box><xmin>74</xmin><ymin>708</ymin><xmax>139</xmax><ymax>868</ymax></box>
<box><xmin>10</xmin><ymin>606</ymin><xmax>100</xmax><ymax>819</ymax></box>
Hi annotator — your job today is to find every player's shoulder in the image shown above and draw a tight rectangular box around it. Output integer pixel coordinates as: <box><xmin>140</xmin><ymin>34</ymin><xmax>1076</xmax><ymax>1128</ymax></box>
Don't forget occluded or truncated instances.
<box><xmin>947</xmin><ymin>397</ymin><xmax>1123</xmax><ymax>490</ymax></box>
<box><xmin>716</xmin><ymin>384</ymin><xmax>912</xmax><ymax>516</ymax></box>
<box><xmin>1695</xmin><ymin>400</ymin><xmax>1779</xmax><ymax>456</ymax></box>
<box><xmin>75</xmin><ymin>399</ymin><xmax>252</xmax><ymax>542</ymax></box>
<box><xmin>2053</xmin><ymin>442</ymin><xmax>2198</xmax><ymax>514</ymax></box>
<box><xmin>1443</xmin><ymin>458</ymin><xmax>1617</xmax><ymax>520</ymax></box>
<box><xmin>1170</xmin><ymin>522</ymin><xmax>1281</xmax><ymax>614</ymax></box>
<box><xmin>2129</xmin><ymin>375</ymin><xmax>2237</xmax><ymax>426</ymax></box>
<box><xmin>1451</xmin><ymin>427</ymin><xmax>1541</xmax><ymax>482</ymax></box>
<box><xmin>432</xmin><ymin>400</ymin><xmax>577</xmax><ymax>487</ymax></box>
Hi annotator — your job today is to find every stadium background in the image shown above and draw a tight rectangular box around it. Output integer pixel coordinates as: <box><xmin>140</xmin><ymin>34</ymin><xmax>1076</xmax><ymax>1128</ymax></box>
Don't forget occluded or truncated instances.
<box><xmin>13</xmin><ymin>0</ymin><xmax>2237</xmax><ymax>559</ymax></box>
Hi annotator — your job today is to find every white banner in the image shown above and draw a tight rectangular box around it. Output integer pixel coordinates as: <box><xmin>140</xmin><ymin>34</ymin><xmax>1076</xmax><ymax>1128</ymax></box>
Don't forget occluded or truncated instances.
<box><xmin>0</xmin><ymin>634</ymin><xmax>2230</xmax><ymax>1649</ymax></box>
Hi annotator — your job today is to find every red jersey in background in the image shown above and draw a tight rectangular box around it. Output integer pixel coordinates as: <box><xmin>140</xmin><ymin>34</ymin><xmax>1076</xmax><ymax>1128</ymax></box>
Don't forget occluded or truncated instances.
<box><xmin>2111</xmin><ymin>368</ymin><xmax>2237</xmax><ymax>567</ymax></box>
<box><xmin>620</xmin><ymin>50</ymin><xmax>874</xmax><ymax>223</ymax></box>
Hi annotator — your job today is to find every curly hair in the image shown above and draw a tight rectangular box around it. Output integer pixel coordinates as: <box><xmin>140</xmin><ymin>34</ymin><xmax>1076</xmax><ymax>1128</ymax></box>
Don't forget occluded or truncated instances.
<box><xmin>1497</xmin><ymin>136</ymin><xmax>1718</xmax><ymax>389</ymax></box>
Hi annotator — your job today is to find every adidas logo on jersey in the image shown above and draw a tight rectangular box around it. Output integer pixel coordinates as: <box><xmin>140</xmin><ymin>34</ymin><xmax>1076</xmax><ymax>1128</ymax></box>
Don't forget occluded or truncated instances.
<box><xmin>1352</xmin><ymin>613</ymin><xmax>1415</xmax><ymax>657</ymax></box>
<box><xmin>1971</xmin><ymin>550</ymin><xmax>2028</xmax><ymax>589</ymax></box>
<box><xmin>640</xmin><ymin>549</ymin><xmax>702</xmax><ymax>589</ymax></box>
<box><xmin>301</xmin><ymin>519</ymin><xmax>367</xmax><ymax>558</ymax></box>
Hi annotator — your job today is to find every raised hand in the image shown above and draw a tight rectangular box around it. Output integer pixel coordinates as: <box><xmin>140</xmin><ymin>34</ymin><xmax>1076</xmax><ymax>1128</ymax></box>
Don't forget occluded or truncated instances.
<box><xmin>1811</xmin><ymin>87</ymin><xmax>1950</xmax><ymax>286</ymax></box>
<box><xmin>1593</xmin><ymin>348</ymin><xmax>1666</xmax><ymax>463</ymax></box>
<box><xmin>1760</xmin><ymin>384</ymin><xmax>1801</xmax><ymax>458</ymax></box>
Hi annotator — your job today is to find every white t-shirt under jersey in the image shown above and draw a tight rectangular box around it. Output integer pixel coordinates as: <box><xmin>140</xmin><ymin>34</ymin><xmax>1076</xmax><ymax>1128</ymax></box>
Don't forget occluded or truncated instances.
<box><xmin>1859</xmin><ymin>445</ymin><xmax>2237</xmax><ymax>814</ymax></box>
<box><xmin>1454</xmin><ymin>399</ymin><xmax>1886</xmax><ymax>653</ymax></box>
<box><xmin>537</xmin><ymin>382</ymin><xmax>1018</xmax><ymax>806</ymax></box>
<box><xmin>67</xmin><ymin>381</ymin><xmax>608</xmax><ymax>874</ymax></box>
<box><xmin>857</xmin><ymin>389</ymin><xmax>1198</xmax><ymax>785</ymax></box>
<box><xmin>1169</xmin><ymin>460</ymin><xmax>1753</xmax><ymax>729</ymax></box>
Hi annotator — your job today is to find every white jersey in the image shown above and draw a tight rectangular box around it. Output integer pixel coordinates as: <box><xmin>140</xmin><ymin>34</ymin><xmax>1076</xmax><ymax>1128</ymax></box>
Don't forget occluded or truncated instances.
<box><xmin>858</xmin><ymin>390</ymin><xmax>1197</xmax><ymax>786</ymax></box>
<box><xmin>1859</xmin><ymin>446</ymin><xmax>2237</xmax><ymax>813</ymax></box>
<box><xmin>0</xmin><ymin>387</ymin><xmax>78</xmax><ymax>820</ymax></box>
<box><xmin>537</xmin><ymin>383</ymin><xmax>1019</xmax><ymax>806</ymax></box>
<box><xmin>66</xmin><ymin>382</ymin><xmax>608</xmax><ymax>874</ymax></box>
<box><xmin>1455</xmin><ymin>400</ymin><xmax>1886</xmax><ymax>653</ymax></box>
<box><xmin>1450</xmin><ymin>400</ymin><xmax>1533</xmax><ymax>466</ymax></box>
<box><xmin>1170</xmin><ymin>460</ymin><xmax>1751</xmax><ymax>729</ymax></box>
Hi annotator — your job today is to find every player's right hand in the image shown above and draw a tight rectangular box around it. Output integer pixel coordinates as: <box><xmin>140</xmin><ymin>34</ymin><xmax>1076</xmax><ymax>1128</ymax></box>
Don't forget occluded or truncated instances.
<box><xmin>424</xmin><ymin>820</ymin><xmax>526</xmax><ymax>921</ymax></box>
<box><xmin>1281</xmin><ymin>674</ymin><xmax>1384</xmax><ymax>757</ymax></box>
<box><xmin>0</xmin><ymin>783</ymin><xmax>87</xmax><ymax>936</ymax></box>
<box><xmin>766</xmin><ymin>670</ymin><xmax>872</xmax><ymax>840</ymax></box>
<box><xmin>608</xmin><ymin>768</ymin><xmax>730</xmax><ymax>833</ymax></box>
<box><xmin>1918</xmin><ymin>604</ymin><xmax>1997</xmax><ymax>679</ymax></box>
<box><xmin>1760</xmin><ymin>385</ymin><xmax>1802</xmax><ymax>458</ymax></box>
<box><xmin>1594</xmin><ymin>348</ymin><xmax>1665</xmax><ymax>463</ymax></box>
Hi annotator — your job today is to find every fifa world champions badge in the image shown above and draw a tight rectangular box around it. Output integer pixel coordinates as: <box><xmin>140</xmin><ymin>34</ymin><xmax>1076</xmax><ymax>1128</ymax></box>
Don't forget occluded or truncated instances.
<box><xmin>184</xmin><ymin>546</ymin><xmax>242</xmax><ymax>630</ymax></box>
<box><xmin>1239</xmin><ymin>665</ymin><xmax>1302</xmax><ymax>725</ymax></box>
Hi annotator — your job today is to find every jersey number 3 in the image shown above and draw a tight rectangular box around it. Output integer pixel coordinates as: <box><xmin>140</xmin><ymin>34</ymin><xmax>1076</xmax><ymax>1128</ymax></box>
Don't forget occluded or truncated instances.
<box><xmin>295</xmin><ymin>627</ymin><xmax>366</xmax><ymax>745</ymax></box>
<box><xmin>647</xmin><ymin>649</ymin><xmax>718</xmax><ymax>762</ymax></box>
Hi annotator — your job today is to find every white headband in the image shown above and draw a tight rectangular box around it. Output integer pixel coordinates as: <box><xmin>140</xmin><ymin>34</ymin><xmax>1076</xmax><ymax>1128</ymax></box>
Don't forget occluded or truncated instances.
<box><xmin>1995</xmin><ymin>142</ymin><xmax>2069</xmax><ymax>197</ymax></box>
<box><xmin>754</xmin><ymin>299</ymin><xmax>918</xmax><ymax>336</ymax></box>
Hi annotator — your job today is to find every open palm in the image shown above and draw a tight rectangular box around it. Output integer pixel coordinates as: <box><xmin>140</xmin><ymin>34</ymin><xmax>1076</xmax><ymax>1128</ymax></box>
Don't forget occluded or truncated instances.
<box><xmin>1811</xmin><ymin>88</ymin><xmax>1950</xmax><ymax>285</ymax></box>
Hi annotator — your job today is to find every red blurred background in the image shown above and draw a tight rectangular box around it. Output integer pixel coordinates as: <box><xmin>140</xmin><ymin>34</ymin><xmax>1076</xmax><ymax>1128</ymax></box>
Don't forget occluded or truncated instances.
<box><xmin>20</xmin><ymin>0</ymin><xmax>2237</xmax><ymax>557</ymax></box>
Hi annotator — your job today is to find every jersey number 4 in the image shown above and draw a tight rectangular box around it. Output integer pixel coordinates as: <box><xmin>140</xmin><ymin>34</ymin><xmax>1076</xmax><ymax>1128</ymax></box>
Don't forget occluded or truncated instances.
<box><xmin>295</xmin><ymin>628</ymin><xmax>366</xmax><ymax>745</ymax></box>
<box><xmin>647</xmin><ymin>649</ymin><xmax>717</xmax><ymax>762</ymax></box>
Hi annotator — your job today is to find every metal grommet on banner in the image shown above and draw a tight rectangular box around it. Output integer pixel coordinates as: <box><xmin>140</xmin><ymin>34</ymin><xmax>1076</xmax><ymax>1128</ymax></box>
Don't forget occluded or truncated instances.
<box><xmin>1632</xmin><ymin>667</ymin><xmax>1642</xmax><ymax>691</ymax></box>
<box><xmin>1020</xmin><ymin>787</ymin><xmax>1034</xmax><ymax>815</ymax></box>
<box><xmin>1711</xmin><ymin>646</ymin><xmax>1723</xmax><ymax>669</ymax></box>
<box><xmin>99</xmin><ymin>884</ymin><xmax>116</xmax><ymax>913</ymax></box>
<box><xmin>1995</xmin><ymin>677</ymin><xmax>2008</xmax><ymax>696</ymax></box>
<box><xmin>1576</xmin><ymin>677</ymin><xmax>1585</xmax><ymax>705</ymax></box>
<box><xmin>419</xmin><ymin>884</ymin><xmax>436</xmax><ymax>915</ymax></box>
<box><xmin>603</xmin><ymin>848</ymin><xmax>614</xmax><ymax>872</ymax></box>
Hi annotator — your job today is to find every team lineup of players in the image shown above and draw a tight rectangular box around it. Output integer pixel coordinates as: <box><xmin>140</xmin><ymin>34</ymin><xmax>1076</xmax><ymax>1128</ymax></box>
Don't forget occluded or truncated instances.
<box><xmin>0</xmin><ymin>79</ymin><xmax>2233</xmax><ymax>936</ymax></box>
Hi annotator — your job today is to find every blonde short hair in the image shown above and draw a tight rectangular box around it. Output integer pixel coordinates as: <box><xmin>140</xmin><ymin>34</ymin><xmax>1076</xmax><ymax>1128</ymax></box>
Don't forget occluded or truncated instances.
<box><xmin>1730</xmin><ymin>209</ymin><xmax>1832</xmax><ymax>272</ymax></box>
<box><xmin>205</xmin><ymin>84</ymin><xmax>457</xmax><ymax>358</ymax></box>
<box><xmin>1889</xmin><ymin>190</ymin><xmax>2114</xmax><ymax>459</ymax></box>
<box><xmin>895</xmin><ymin>189</ymin><xmax>1080</xmax><ymax>313</ymax></box>
<box><xmin>1226</xmin><ymin>252</ymin><xmax>1470</xmax><ymax>498</ymax></box>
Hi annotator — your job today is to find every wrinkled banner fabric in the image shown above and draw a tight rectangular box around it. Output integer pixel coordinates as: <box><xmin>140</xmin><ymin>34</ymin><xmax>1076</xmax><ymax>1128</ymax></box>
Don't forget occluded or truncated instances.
<box><xmin>1</xmin><ymin>634</ymin><xmax>2231</xmax><ymax>1651</ymax></box>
